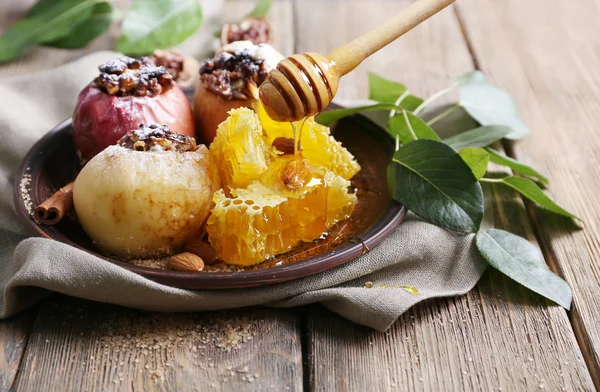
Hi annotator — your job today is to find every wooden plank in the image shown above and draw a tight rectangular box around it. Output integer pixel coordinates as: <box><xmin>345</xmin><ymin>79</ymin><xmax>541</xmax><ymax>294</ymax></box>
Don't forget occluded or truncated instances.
<box><xmin>306</xmin><ymin>188</ymin><xmax>594</xmax><ymax>391</ymax></box>
<box><xmin>456</xmin><ymin>0</ymin><xmax>600</xmax><ymax>387</ymax></box>
<box><xmin>14</xmin><ymin>296</ymin><xmax>302</xmax><ymax>391</ymax></box>
<box><xmin>295</xmin><ymin>0</ymin><xmax>595</xmax><ymax>390</ymax></box>
<box><xmin>0</xmin><ymin>309</ymin><xmax>36</xmax><ymax>391</ymax></box>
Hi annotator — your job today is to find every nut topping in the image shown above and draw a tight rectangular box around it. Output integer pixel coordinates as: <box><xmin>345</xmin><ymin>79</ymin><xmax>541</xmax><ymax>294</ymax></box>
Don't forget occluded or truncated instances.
<box><xmin>93</xmin><ymin>56</ymin><xmax>174</xmax><ymax>97</ymax></box>
<box><xmin>200</xmin><ymin>51</ymin><xmax>268</xmax><ymax>100</ymax></box>
<box><xmin>183</xmin><ymin>237</ymin><xmax>218</xmax><ymax>264</ymax></box>
<box><xmin>167</xmin><ymin>252</ymin><xmax>205</xmax><ymax>272</ymax></box>
<box><xmin>199</xmin><ymin>42</ymin><xmax>282</xmax><ymax>100</ymax></box>
<box><xmin>149</xmin><ymin>49</ymin><xmax>200</xmax><ymax>89</ymax></box>
<box><xmin>221</xmin><ymin>17</ymin><xmax>270</xmax><ymax>45</ymax></box>
<box><xmin>149</xmin><ymin>49</ymin><xmax>185</xmax><ymax>80</ymax></box>
<box><xmin>117</xmin><ymin>124</ymin><xmax>197</xmax><ymax>152</ymax></box>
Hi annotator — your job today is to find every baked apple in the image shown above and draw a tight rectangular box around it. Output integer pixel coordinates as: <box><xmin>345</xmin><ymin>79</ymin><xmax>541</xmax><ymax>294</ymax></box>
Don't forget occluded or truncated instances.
<box><xmin>193</xmin><ymin>41</ymin><xmax>283</xmax><ymax>145</ymax></box>
<box><xmin>149</xmin><ymin>49</ymin><xmax>200</xmax><ymax>89</ymax></box>
<box><xmin>221</xmin><ymin>17</ymin><xmax>271</xmax><ymax>45</ymax></box>
<box><xmin>73</xmin><ymin>125</ymin><xmax>220</xmax><ymax>259</ymax></box>
<box><xmin>72</xmin><ymin>56</ymin><xmax>195</xmax><ymax>164</ymax></box>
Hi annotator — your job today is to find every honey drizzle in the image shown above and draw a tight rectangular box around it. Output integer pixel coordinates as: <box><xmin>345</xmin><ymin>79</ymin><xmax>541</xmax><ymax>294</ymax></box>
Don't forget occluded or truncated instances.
<box><xmin>290</xmin><ymin>118</ymin><xmax>309</xmax><ymax>156</ymax></box>
<box><xmin>291</xmin><ymin>122</ymin><xmax>297</xmax><ymax>155</ymax></box>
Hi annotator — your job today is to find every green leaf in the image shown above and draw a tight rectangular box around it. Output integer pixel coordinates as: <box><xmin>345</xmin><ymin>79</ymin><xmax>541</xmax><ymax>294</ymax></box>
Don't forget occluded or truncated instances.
<box><xmin>485</xmin><ymin>148</ymin><xmax>549</xmax><ymax>185</ymax></box>
<box><xmin>420</xmin><ymin>104</ymin><xmax>480</xmax><ymax>139</ymax></box>
<box><xmin>388</xmin><ymin>111</ymin><xmax>441</xmax><ymax>144</ymax></box>
<box><xmin>443</xmin><ymin>125</ymin><xmax>512</xmax><ymax>151</ymax></box>
<box><xmin>460</xmin><ymin>81</ymin><xmax>530</xmax><ymax>140</ymax></box>
<box><xmin>27</xmin><ymin>0</ymin><xmax>97</xmax><ymax>43</ymax></box>
<box><xmin>459</xmin><ymin>148</ymin><xmax>489</xmax><ymax>180</ymax></box>
<box><xmin>368</xmin><ymin>73</ymin><xmax>423</xmax><ymax>111</ymax></box>
<box><xmin>316</xmin><ymin>103</ymin><xmax>404</xmax><ymax>126</ymax></box>
<box><xmin>0</xmin><ymin>0</ymin><xmax>96</xmax><ymax>62</ymax></box>
<box><xmin>387</xmin><ymin>140</ymin><xmax>484</xmax><ymax>233</ymax></box>
<box><xmin>476</xmin><ymin>229</ymin><xmax>572</xmax><ymax>309</ymax></box>
<box><xmin>247</xmin><ymin>0</ymin><xmax>272</xmax><ymax>18</ymax></box>
<box><xmin>44</xmin><ymin>2</ymin><xmax>112</xmax><ymax>49</ymax></box>
<box><xmin>456</xmin><ymin>70</ymin><xmax>487</xmax><ymax>85</ymax></box>
<box><xmin>116</xmin><ymin>0</ymin><xmax>203</xmax><ymax>56</ymax></box>
<box><xmin>494</xmin><ymin>176</ymin><xmax>583</xmax><ymax>222</ymax></box>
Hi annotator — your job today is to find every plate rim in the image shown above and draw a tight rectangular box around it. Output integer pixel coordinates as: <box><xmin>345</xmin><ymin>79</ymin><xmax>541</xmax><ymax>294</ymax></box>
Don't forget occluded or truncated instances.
<box><xmin>13</xmin><ymin>110</ymin><xmax>406</xmax><ymax>289</ymax></box>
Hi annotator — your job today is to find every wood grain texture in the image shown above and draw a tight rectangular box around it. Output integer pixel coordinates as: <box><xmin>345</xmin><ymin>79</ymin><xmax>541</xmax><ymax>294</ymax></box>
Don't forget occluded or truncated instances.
<box><xmin>0</xmin><ymin>0</ymin><xmax>597</xmax><ymax>390</ymax></box>
<box><xmin>14</xmin><ymin>296</ymin><xmax>302</xmax><ymax>392</ymax></box>
<box><xmin>0</xmin><ymin>309</ymin><xmax>36</xmax><ymax>390</ymax></box>
<box><xmin>296</xmin><ymin>0</ymin><xmax>595</xmax><ymax>390</ymax></box>
<box><xmin>456</xmin><ymin>0</ymin><xmax>600</xmax><ymax>387</ymax></box>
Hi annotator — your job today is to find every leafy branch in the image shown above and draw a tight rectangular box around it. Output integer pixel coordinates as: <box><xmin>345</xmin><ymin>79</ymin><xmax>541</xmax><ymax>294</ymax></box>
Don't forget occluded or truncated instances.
<box><xmin>317</xmin><ymin>71</ymin><xmax>582</xmax><ymax>309</ymax></box>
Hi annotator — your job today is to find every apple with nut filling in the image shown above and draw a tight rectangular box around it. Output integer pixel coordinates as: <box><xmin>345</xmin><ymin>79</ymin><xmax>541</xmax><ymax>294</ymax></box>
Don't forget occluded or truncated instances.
<box><xmin>73</xmin><ymin>125</ymin><xmax>220</xmax><ymax>259</ymax></box>
<box><xmin>72</xmin><ymin>56</ymin><xmax>195</xmax><ymax>164</ymax></box>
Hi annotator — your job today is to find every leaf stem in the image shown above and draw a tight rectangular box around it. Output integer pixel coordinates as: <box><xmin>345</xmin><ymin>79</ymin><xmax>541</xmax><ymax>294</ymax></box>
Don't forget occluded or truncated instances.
<box><xmin>479</xmin><ymin>177</ymin><xmax>504</xmax><ymax>183</ymax></box>
<box><xmin>426</xmin><ymin>103</ymin><xmax>462</xmax><ymax>126</ymax></box>
<box><xmin>389</xmin><ymin>90</ymin><xmax>411</xmax><ymax>118</ymax></box>
<box><xmin>402</xmin><ymin>110</ymin><xmax>418</xmax><ymax>141</ymax></box>
<box><xmin>413</xmin><ymin>83</ymin><xmax>459</xmax><ymax>115</ymax></box>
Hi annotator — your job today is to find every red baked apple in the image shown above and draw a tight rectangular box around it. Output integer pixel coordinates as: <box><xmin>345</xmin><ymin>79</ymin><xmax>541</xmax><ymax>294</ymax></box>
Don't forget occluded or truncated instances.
<box><xmin>72</xmin><ymin>56</ymin><xmax>195</xmax><ymax>164</ymax></box>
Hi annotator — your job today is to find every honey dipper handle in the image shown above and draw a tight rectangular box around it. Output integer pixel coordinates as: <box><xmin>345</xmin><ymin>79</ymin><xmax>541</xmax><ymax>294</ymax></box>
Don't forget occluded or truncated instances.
<box><xmin>327</xmin><ymin>0</ymin><xmax>456</xmax><ymax>75</ymax></box>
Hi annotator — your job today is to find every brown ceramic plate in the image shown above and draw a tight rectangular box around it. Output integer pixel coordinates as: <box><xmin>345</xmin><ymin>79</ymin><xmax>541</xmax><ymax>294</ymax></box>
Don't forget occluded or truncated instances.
<box><xmin>14</xmin><ymin>104</ymin><xmax>405</xmax><ymax>289</ymax></box>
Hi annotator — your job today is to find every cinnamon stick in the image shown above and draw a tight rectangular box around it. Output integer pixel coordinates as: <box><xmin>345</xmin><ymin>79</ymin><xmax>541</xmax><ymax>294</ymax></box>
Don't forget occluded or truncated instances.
<box><xmin>34</xmin><ymin>182</ymin><xmax>74</xmax><ymax>225</ymax></box>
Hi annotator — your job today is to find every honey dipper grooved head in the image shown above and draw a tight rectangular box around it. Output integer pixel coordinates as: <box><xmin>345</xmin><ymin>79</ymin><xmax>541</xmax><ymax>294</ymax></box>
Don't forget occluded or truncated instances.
<box><xmin>259</xmin><ymin>52</ymin><xmax>340</xmax><ymax>122</ymax></box>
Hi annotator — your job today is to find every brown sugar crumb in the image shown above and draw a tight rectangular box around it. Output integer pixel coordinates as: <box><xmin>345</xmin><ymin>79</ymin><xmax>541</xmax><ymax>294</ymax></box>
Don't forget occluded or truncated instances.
<box><xmin>117</xmin><ymin>124</ymin><xmax>197</xmax><ymax>153</ymax></box>
<box><xmin>92</xmin><ymin>309</ymin><xmax>260</xmax><ymax>373</ymax></box>
<box><xmin>129</xmin><ymin>256</ymin><xmax>169</xmax><ymax>269</ymax></box>
<box><xmin>224</xmin><ymin>18</ymin><xmax>270</xmax><ymax>45</ymax></box>
<box><xmin>93</xmin><ymin>56</ymin><xmax>174</xmax><ymax>97</ymax></box>
<box><xmin>203</xmin><ymin>262</ymin><xmax>245</xmax><ymax>273</ymax></box>
<box><xmin>129</xmin><ymin>256</ymin><xmax>245</xmax><ymax>273</ymax></box>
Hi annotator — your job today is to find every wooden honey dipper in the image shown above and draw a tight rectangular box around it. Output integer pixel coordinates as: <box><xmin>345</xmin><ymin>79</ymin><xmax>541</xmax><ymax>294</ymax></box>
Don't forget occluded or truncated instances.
<box><xmin>259</xmin><ymin>0</ymin><xmax>456</xmax><ymax>122</ymax></box>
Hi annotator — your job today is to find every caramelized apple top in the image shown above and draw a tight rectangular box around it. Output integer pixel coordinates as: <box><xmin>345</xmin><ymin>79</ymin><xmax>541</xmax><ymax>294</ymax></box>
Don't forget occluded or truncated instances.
<box><xmin>117</xmin><ymin>124</ymin><xmax>197</xmax><ymax>152</ymax></box>
<box><xmin>93</xmin><ymin>57</ymin><xmax>175</xmax><ymax>97</ymax></box>
<box><xmin>199</xmin><ymin>42</ymin><xmax>283</xmax><ymax>100</ymax></box>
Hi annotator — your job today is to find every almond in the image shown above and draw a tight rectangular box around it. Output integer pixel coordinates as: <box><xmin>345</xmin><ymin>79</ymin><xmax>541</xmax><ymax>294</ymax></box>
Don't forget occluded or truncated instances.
<box><xmin>183</xmin><ymin>238</ymin><xmax>218</xmax><ymax>264</ymax></box>
<box><xmin>272</xmin><ymin>137</ymin><xmax>295</xmax><ymax>155</ymax></box>
<box><xmin>167</xmin><ymin>252</ymin><xmax>204</xmax><ymax>272</ymax></box>
<box><xmin>281</xmin><ymin>157</ymin><xmax>312</xmax><ymax>190</ymax></box>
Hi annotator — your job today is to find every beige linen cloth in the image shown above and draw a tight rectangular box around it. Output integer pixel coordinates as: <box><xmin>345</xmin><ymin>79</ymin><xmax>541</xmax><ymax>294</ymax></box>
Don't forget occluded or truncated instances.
<box><xmin>0</xmin><ymin>52</ymin><xmax>487</xmax><ymax>331</ymax></box>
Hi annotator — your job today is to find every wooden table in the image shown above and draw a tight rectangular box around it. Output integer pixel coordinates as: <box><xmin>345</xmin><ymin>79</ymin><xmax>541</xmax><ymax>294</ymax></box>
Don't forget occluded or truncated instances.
<box><xmin>1</xmin><ymin>0</ymin><xmax>599</xmax><ymax>390</ymax></box>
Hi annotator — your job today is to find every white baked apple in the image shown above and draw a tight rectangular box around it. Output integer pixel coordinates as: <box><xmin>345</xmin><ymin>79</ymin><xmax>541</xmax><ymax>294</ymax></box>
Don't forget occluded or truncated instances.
<box><xmin>73</xmin><ymin>125</ymin><xmax>220</xmax><ymax>259</ymax></box>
